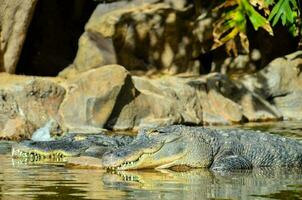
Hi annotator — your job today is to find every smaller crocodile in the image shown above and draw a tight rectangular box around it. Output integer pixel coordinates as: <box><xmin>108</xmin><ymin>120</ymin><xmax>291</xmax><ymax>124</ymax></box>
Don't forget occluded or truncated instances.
<box><xmin>12</xmin><ymin>133</ymin><xmax>133</xmax><ymax>162</ymax></box>
<box><xmin>102</xmin><ymin>125</ymin><xmax>302</xmax><ymax>171</ymax></box>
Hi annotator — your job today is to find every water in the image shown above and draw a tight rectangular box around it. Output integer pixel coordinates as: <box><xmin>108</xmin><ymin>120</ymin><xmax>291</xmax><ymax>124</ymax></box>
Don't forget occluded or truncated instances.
<box><xmin>1</xmin><ymin>122</ymin><xmax>302</xmax><ymax>200</ymax></box>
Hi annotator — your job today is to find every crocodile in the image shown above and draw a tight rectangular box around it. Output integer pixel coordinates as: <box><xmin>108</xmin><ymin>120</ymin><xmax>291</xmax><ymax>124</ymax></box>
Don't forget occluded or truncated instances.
<box><xmin>101</xmin><ymin>125</ymin><xmax>302</xmax><ymax>171</ymax></box>
<box><xmin>12</xmin><ymin>132</ymin><xmax>133</xmax><ymax>162</ymax></box>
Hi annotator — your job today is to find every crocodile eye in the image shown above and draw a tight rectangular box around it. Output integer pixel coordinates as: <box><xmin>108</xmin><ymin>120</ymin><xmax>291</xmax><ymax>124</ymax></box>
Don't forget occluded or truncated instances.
<box><xmin>146</xmin><ymin>130</ymin><xmax>159</xmax><ymax>136</ymax></box>
<box><xmin>74</xmin><ymin>135</ymin><xmax>86</xmax><ymax>141</ymax></box>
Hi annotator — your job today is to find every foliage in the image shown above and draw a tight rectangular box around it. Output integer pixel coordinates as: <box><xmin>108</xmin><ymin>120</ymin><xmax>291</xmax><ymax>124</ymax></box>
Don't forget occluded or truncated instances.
<box><xmin>211</xmin><ymin>0</ymin><xmax>301</xmax><ymax>55</ymax></box>
<box><xmin>268</xmin><ymin>0</ymin><xmax>300</xmax><ymax>34</ymax></box>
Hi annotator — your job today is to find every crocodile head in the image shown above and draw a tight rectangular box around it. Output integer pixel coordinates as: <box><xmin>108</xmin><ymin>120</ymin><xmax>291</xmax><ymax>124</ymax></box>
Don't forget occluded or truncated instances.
<box><xmin>102</xmin><ymin>125</ymin><xmax>213</xmax><ymax>170</ymax></box>
<box><xmin>12</xmin><ymin>133</ymin><xmax>133</xmax><ymax>162</ymax></box>
<box><xmin>11</xmin><ymin>134</ymin><xmax>92</xmax><ymax>162</ymax></box>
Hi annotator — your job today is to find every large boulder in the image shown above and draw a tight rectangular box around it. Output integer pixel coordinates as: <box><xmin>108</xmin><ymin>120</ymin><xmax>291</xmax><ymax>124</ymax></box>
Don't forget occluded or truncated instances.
<box><xmin>108</xmin><ymin>76</ymin><xmax>204</xmax><ymax>129</ymax></box>
<box><xmin>0</xmin><ymin>0</ymin><xmax>37</xmax><ymax>73</ymax></box>
<box><xmin>58</xmin><ymin>65</ymin><xmax>132</xmax><ymax>132</ymax></box>
<box><xmin>0</xmin><ymin>73</ymin><xmax>65</xmax><ymax>139</ymax></box>
<box><xmin>241</xmin><ymin>51</ymin><xmax>302</xmax><ymax>120</ymax></box>
<box><xmin>60</xmin><ymin>0</ymin><xmax>202</xmax><ymax>77</ymax></box>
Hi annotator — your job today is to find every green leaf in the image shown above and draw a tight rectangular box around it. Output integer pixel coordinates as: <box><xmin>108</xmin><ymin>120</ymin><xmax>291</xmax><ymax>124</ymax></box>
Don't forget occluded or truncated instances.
<box><xmin>212</xmin><ymin>0</ymin><xmax>275</xmax><ymax>53</ymax></box>
<box><xmin>213</xmin><ymin>6</ymin><xmax>247</xmax><ymax>46</ymax></box>
<box><xmin>265</xmin><ymin>0</ymin><xmax>275</xmax><ymax>6</ymax></box>
<box><xmin>268</xmin><ymin>0</ymin><xmax>299</xmax><ymax>36</ymax></box>
<box><xmin>241</xmin><ymin>0</ymin><xmax>273</xmax><ymax>34</ymax></box>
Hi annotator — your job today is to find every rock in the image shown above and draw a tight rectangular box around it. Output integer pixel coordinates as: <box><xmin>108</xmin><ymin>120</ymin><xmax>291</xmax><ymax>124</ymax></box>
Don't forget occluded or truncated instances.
<box><xmin>0</xmin><ymin>117</ymin><xmax>35</xmax><ymax>140</ymax></box>
<box><xmin>241</xmin><ymin>51</ymin><xmax>302</xmax><ymax>120</ymax></box>
<box><xmin>273</xmin><ymin>91</ymin><xmax>302</xmax><ymax>120</ymax></box>
<box><xmin>107</xmin><ymin>76</ymin><xmax>204</xmax><ymax>129</ymax></box>
<box><xmin>191</xmin><ymin>73</ymin><xmax>281</xmax><ymax>125</ymax></box>
<box><xmin>208</xmin><ymin>74</ymin><xmax>281</xmax><ymax>122</ymax></box>
<box><xmin>0</xmin><ymin>0</ymin><xmax>37</xmax><ymax>73</ymax></box>
<box><xmin>31</xmin><ymin>119</ymin><xmax>58</xmax><ymax>141</ymax></box>
<box><xmin>0</xmin><ymin>73</ymin><xmax>65</xmax><ymax>139</ymax></box>
<box><xmin>110</xmin><ymin>72</ymin><xmax>281</xmax><ymax>129</ymax></box>
<box><xmin>60</xmin><ymin>64</ymin><xmax>205</xmax><ymax>131</ymax></box>
<box><xmin>193</xmin><ymin>13</ymin><xmax>214</xmax><ymax>54</ymax></box>
<box><xmin>200</xmin><ymin>77</ymin><xmax>243</xmax><ymax>125</ymax></box>
<box><xmin>61</xmin><ymin>0</ymin><xmax>202</xmax><ymax>76</ymax></box>
<box><xmin>210</xmin><ymin>50</ymin><xmax>261</xmax><ymax>75</ymax></box>
<box><xmin>58</xmin><ymin>65</ymin><xmax>131</xmax><ymax>132</ymax></box>
<box><xmin>74</xmin><ymin>31</ymin><xmax>116</xmax><ymax>70</ymax></box>
<box><xmin>59</xmin><ymin>32</ymin><xmax>117</xmax><ymax>78</ymax></box>
<box><xmin>242</xmin><ymin>51</ymin><xmax>302</xmax><ymax>98</ymax></box>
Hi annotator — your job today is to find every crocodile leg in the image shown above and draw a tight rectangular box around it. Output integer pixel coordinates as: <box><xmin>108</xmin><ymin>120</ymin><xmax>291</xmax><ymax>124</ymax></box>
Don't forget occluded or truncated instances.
<box><xmin>211</xmin><ymin>155</ymin><xmax>252</xmax><ymax>171</ymax></box>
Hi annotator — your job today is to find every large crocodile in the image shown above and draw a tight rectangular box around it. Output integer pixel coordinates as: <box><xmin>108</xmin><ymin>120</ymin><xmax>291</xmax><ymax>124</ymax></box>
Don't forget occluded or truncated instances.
<box><xmin>12</xmin><ymin>125</ymin><xmax>302</xmax><ymax>171</ymax></box>
<box><xmin>101</xmin><ymin>125</ymin><xmax>302</xmax><ymax>171</ymax></box>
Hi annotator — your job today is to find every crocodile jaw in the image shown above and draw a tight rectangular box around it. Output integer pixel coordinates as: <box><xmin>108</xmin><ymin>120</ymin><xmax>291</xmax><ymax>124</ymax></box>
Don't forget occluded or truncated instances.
<box><xmin>108</xmin><ymin>153</ymin><xmax>150</xmax><ymax>170</ymax></box>
<box><xmin>103</xmin><ymin>139</ymin><xmax>188</xmax><ymax>170</ymax></box>
<box><xmin>12</xmin><ymin>144</ymin><xmax>75</xmax><ymax>162</ymax></box>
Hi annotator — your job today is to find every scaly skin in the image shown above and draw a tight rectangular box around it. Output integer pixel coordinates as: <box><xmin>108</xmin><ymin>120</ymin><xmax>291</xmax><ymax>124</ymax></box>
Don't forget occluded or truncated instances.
<box><xmin>12</xmin><ymin>133</ymin><xmax>133</xmax><ymax>162</ymax></box>
<box><xmin>101</xmin><ymin>125</ymin><xmax>302</xmax><ymax>171</ymax></box>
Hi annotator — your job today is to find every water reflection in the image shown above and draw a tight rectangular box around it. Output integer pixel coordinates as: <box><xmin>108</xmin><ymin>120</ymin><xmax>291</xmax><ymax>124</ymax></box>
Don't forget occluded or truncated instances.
<box><xmin>103</xmin><ymin>168</ymin><xmax>302</xmax><ymax>200</ymax></box>
<box><xmin>1</xmin><ymin>153</ymin><xmax>302</xmax><ymax>200</ymax></box>
<box><xmin>252</xmin><ymin>187</ymin><xmax>302</xmax><ymax>200</ymax></box>
<box><xmin>0</xmin><ymin>141</ymin><xmax>14</xmax><ymax>155</ymax></box>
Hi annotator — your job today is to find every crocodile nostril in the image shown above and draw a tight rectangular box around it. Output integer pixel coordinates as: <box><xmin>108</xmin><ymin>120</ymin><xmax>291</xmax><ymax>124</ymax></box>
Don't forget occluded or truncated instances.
<box><xmin>116</xmin><ymin>151</ymin><xmax>127</xmax><ymax>157</ymax></box>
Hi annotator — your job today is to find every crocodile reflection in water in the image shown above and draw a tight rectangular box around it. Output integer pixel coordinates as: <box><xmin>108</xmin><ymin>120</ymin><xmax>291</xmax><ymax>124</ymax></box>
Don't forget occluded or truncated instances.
<box><xmin>102</xmin><ymin>168</ymin><xmax>302</xmax><ymax>200</ymax></box>
<box><xmin>12</xmin><ymin>125</ymin><xmax>302</xmax><ymax>171</ymax></box>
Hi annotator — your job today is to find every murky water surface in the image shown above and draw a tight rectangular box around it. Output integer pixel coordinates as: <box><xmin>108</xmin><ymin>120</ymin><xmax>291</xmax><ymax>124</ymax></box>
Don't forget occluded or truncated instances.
<box><xmin>1</xmin><ymin>122</ymin><xmax>302</xmax><ymax>200</ymax></box>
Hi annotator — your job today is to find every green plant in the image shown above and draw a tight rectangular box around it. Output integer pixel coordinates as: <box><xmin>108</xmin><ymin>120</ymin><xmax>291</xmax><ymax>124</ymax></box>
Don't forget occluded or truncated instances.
<box><xmin>212</xmin><ymin>0</ymin><xmax>301</xmax><ymax>55</ymax></box>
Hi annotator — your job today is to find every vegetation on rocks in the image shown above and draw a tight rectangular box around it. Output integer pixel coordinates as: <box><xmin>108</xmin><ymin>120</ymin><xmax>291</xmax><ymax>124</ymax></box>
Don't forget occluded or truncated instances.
<box><xmin>207</xmin><ymin>0</ymin><xmax>301</xmax><ymax>55</ymax></box>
